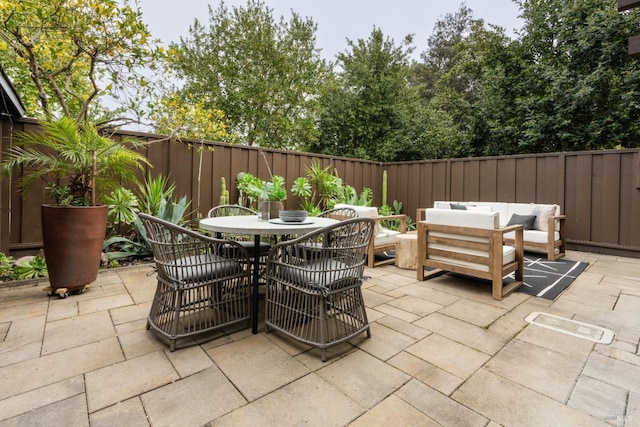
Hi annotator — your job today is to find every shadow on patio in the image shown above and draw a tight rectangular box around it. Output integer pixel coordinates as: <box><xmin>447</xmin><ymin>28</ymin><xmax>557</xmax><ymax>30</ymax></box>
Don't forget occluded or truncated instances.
<box><xmin>0</xmin><ymin>250</ymin><xmax>639</xmax><ymax>426</ymax></box>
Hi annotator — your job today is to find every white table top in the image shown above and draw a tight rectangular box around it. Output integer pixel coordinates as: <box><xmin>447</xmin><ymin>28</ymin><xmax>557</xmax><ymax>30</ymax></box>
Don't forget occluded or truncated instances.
<box><xmin>199</xmin><ymin>215</ymin><xmax>338</xmax><ymax>235</ymax></box>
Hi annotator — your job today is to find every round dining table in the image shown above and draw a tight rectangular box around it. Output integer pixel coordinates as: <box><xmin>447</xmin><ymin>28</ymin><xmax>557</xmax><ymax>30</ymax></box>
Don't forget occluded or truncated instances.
<box><xmin>199</xmin><ymin>215</ymin><xmax>339</xmax><ymax>333</ymax></box>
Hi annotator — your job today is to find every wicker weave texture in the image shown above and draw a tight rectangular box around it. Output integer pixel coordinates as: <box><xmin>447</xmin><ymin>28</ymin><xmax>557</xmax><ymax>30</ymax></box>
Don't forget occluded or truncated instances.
<box><xmin>318</xmin><ymin>207</ymin><xmax>358</xmax><ymax>220</ymax></box>
<box><xmin>139</xmin><ymin>213</ymin><xmax>252</xmax><ymax>351</ymax></box>
<box><xmin>265</xmin><ymin>217</ymin><xmax>374</xmax><ymax>361</ymax></box>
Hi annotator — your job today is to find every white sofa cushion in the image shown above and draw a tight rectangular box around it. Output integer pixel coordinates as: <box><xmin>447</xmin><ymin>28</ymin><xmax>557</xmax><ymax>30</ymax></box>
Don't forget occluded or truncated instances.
<box><xmin>467</xmin><ymin>205</ymin><xmax>493</xmax><ymax>212</ymax></box>
<box><xmin>435</xmin><ymin>201</ymin><xmax>560</xmax><ymax>232</ymax></box>
<box><xmin>472</xmin><ymin>202</ymin><xmax>507</xmax><ymax>221</ymax></box>
<box><xmin>504</xmin><ymin>229</ymin><xmax>560</xmax><ymax>244</ymax></box>
<box><xmin>376</xmin><ymin>230</ymin><xmax>400</xmax><ymax>246</ymax></box>
<box><xmin>433</xmin><ymin>201</ymin><xmax>508</xmax><ymax>223</ymax></box>
<box><xmin>434</xmin><ymin>201</ymin><xmax>457</xmax><ymax>209</ymax></box>
<box><xmin>427</xmin><ymin>208</ymin><xmax>499</xmax><ymax>229</ymax></box>
<box><xmin>426</xmin><ymin>208</ymin><xmax>499</xmax><ymax>247</ymax></box>
<box><xmin>531</xmin><ymin>204</ymin><xmax>558</xmax><ymax>232</ymax></box>
<box><xmin>334</xmin><ymin>203</ymin><xmax>383</xmax><ymax>235</ymax></box>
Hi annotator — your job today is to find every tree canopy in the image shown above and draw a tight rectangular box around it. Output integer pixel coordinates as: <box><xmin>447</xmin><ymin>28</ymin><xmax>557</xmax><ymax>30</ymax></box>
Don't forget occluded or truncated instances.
<box><xmin>312</xmin><ymin>28</ymin><xmax>425</xmax><ymax>161</ymax></box>
<box><xmin>507</xmin><ymin>0</ymin><xmax>640</xmax><ymax>152</ymax></box>
<box><xmin>169</xmin><ymin>0</ymin><xmax>330</xmax><ymax>148</ymax></box>
<box><xmin>0</xmin><ymin>0</ymin><xmax>164</xmax><ymax>126</ymax></box>
<box><xmin>416</xmin><ymin>0</ymin><xmax>640</xmax><ymax>157</ymax></box>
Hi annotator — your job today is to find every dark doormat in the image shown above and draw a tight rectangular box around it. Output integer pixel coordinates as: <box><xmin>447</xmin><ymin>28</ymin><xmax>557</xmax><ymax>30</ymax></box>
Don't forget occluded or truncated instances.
<box><xmin>510</xmin><ymin>253</ymin><xmax>589</xmax><ymax>300</ymax></box>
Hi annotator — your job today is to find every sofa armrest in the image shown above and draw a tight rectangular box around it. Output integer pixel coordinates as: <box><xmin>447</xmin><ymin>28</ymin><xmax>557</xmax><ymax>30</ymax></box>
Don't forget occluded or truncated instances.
<box><xmin>549</xmin><ymin>215</ymin><xmax>566</xmax><ymax>232</ymax></box>
<box><xmin>416</xmin><ymin>208</ymin><xmax>427</xmax><ymax>223</ymax></box>
<box><xmin>546</xmin><ymin>214</ymin><xmax>565</xmax><ymax>240</ymax></box>
<box><xmin>549</xmin><ymin>214</ymin><xmax>565</xmax><ymax>241</ymax></box>
<box><xmin>501</xmin><ymin>224</ymin><xmax>524</xmax><ymax>254</ymax></box>
<box><xmin>374</xmin><ymin>214</ymin><xmax>407</xmax><ymax>233</ymax></box>
<box><xmin>500</xmin><ymin>224</ymin><xmax>525</xmax><ymax>234</ymax></box>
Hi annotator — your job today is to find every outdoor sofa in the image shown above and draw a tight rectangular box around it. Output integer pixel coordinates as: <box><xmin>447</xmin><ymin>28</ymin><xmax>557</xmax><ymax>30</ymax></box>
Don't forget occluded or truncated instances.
<box><xmin>417</xmin><ymin>201</ymin><xmax>566</xmax><ymax>261</ymax></box>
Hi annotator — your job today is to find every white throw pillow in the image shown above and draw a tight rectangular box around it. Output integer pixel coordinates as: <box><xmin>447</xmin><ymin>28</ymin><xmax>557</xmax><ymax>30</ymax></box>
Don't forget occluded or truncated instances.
<box><xmin>334</xmin><ymin>204</ymin><xmax>383</xmax><ymax>235</ymax></box>
<box><xmin>531</xmin><ymin>204</ymin><xmax>556</xmax><ymax>232</ymax></box>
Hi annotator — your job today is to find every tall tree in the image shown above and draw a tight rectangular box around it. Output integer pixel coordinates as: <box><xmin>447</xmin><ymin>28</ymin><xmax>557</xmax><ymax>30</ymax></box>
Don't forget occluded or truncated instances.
<box><xmin>412</xmin><ymin>3</ymin><xmax>476</xmax><ymax>101</ymax></box>
<box><xmin>411</xmin><ymin>4</ymin><xmax>495</xmax><ymax>158</ymax></box>
<box><xmin>170</xmin><ymin>0</ymin><xmax>329</xmax><ymax>148</ymax></box>
<box><xmin>506</xmin><ymin>0</ymin><xmax>640</xmax><ymax>152</ymax></box>
<box><xmin>0</xmin><ymin>0</ymin><xmax>165</xmax><ymax>126</ymax></box>
<box><xmin>443</xmin><ymin>19</ymin><xmax>519</xmax><ymax>157</ymax></box>
<box><xmin>415</xmin><ymin>0</ymin><xmax>640</xmax><ymax>157</ymax></box>
<box><xmin>314</xmin><ymin>28</ymin><xmax>425</xmax><ymax>161</ymax></box>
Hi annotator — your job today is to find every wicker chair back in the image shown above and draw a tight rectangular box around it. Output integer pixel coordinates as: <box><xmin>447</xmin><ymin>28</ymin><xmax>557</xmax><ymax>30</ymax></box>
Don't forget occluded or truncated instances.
<box><xmin>138</xmin><ymin>213</ymin><xmax>252</xmax><ymax>351</ymax></box>
<box><xmin>265</xmin><ymin>217</ymin><xmax>375</xmax><ymax>361</ymax></box>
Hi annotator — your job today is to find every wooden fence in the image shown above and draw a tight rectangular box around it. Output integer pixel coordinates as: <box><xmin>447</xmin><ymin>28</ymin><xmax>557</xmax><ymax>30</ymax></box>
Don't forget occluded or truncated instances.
<box><xmin>2</xmin><ymin>117</ymin><xmax>639</xmax><ymax>258</ymax></box>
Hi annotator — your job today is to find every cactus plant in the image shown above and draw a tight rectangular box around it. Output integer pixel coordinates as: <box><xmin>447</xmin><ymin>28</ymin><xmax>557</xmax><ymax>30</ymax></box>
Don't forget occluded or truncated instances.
<box><xmin>382</xmin><ymin>170</ymin><xmax>388</xmax><ymax>207</ymax></box>
<box><xmin>219</xmin><ymin>177</ymin><xmax>230</xmax><ymax>205</ymax></box>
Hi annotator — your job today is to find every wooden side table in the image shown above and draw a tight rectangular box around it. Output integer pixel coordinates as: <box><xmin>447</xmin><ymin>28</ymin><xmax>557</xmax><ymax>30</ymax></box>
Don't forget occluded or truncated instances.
<box><xmin>395</xmin><ymin>232</ymin><xmax>418</xmax><ymax>270</ymax></box>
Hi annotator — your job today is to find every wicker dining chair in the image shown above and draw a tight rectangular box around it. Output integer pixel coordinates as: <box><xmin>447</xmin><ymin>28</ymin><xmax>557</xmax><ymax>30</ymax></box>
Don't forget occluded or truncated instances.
<box><xmin>318</xmin><ymin>206</ymin><xmax>358</xmax><ymax>220</ymax></box>
<box><xmin>207</xmin><ymin>204</ymin><xmax>257</xmax><ymax>218</ymax></box>
<box><xmin>138</xmin><ymin>213</ymin><xmax>252</xmax><ymax>351</ymax></box>
<box><xmin>265</xmin><ymin>217</ymin><xmax>375</xmax><ymax>362</ymax></box>
<box><xmin>207</xmin><ymin>204</ymin><xmax>272</xmax><ymax>276</ymax></box>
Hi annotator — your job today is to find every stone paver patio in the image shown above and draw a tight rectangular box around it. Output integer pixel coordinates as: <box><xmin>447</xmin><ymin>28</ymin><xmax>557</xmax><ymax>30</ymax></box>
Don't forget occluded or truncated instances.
<box><xmin>0</xmin><ymin>250</ymin><xmax>639</xmax><ymax>426</ymax></box>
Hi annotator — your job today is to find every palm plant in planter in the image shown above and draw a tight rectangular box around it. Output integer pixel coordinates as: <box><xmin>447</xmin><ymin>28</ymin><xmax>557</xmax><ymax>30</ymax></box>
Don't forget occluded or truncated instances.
<box><xmin>0</xmin><ymin>117</ymin><xmax>149</xmax><ymax>294</ymax></box>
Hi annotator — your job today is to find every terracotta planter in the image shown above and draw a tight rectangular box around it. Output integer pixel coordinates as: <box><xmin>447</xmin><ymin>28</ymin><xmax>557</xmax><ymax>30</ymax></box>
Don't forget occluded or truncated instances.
<box><xmin>41</xmin><ymin>205</ymin><xmax>108</xmax><ymax>291</ymax></box>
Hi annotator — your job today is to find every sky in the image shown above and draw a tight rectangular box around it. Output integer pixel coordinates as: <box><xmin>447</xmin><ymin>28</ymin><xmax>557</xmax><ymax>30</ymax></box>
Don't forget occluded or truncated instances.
<box><xmin>138</xmin><ymin>0</ymin><xmax>524</xmax><ymax>61</ymax></box>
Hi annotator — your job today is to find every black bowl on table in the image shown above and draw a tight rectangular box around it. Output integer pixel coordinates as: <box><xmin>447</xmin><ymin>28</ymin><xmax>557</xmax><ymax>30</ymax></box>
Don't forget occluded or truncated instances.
<box><xmin>279</xmin><ymin>210</ymin><xmax>308</xmax><ymax>222</ymax></box>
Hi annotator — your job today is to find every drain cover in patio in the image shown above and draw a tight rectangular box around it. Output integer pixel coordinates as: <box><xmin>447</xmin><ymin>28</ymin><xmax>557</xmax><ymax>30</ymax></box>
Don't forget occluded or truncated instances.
<box><xmin>525</xmin><ymin>312</ymin><xmax>614</xmax><ymax>344</ymax></box>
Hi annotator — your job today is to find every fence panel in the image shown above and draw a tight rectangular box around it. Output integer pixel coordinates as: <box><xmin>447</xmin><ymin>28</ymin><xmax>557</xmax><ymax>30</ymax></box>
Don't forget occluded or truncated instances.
<box><xmin>1</xmin><ymin>117</ymin><xmax>639</xmax><ymax>258</ymax></box>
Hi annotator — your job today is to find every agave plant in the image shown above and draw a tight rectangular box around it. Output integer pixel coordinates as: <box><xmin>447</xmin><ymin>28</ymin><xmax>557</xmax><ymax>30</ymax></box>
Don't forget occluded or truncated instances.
<box><xmin>102</xmin><ymin>174</ymin><xmax>191</xmax><ymax>261</ymax></box>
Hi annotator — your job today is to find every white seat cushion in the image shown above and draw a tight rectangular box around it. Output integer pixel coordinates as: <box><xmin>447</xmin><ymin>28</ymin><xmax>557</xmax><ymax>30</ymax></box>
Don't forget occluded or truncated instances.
<box><xmin>504</xmin><ymin>229</ymin><xmax>560</xmax><ymax>244</ymax></box>
<box><xmin>374</xmin><ymin>230</ymin><xmax>400</xmax><ymax>246</ymax></box>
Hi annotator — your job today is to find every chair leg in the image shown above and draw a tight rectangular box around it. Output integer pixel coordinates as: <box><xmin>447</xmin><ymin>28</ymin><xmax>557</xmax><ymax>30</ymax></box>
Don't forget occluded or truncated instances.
<box><xmin>367</xmin><ymin>241</ymin><xmax>375</xmax><ymax>268</ymax></box>
<box><xmin>492</xmin><ymin>278</ymin><xmax>503</xmax><ymax>301</ymax></box>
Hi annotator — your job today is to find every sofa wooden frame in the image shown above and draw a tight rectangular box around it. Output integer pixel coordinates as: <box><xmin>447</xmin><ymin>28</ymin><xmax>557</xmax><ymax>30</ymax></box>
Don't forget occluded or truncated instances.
<box><xmin>417</xmin><ymin>207</ymin><xmax>566</xmax><ymax>261</ymax></box>
<box><xmin>417</xmin><ymin>221</ymin><xmax>525</xmax><ymax>300</ymax></box>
